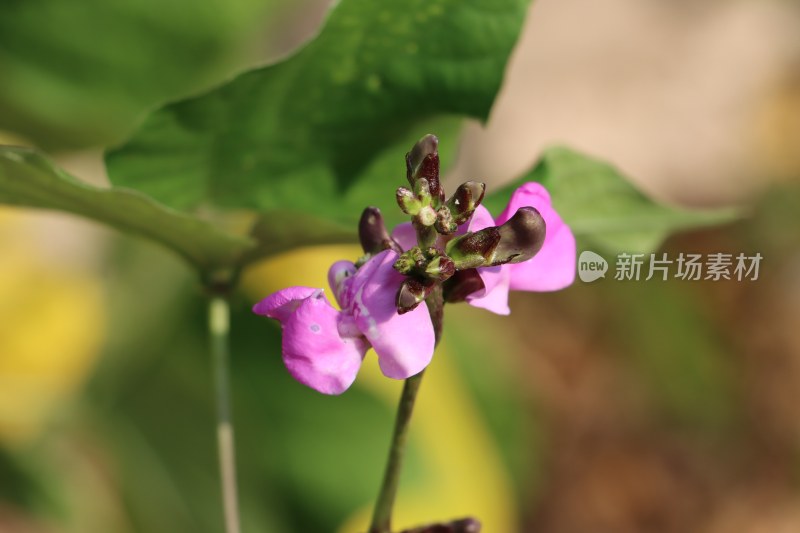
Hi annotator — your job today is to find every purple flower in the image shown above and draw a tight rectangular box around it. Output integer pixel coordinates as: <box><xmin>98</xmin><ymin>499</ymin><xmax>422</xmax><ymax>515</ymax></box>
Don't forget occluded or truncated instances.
<box><xmin>252</xmin><ymin>249</ymin><xmax>435</xmax><ymax>395</ymax></box>
<box><xmin>393</xmin><ymin>182</ymin><xmax>576</xmax><ymax>315</ymax></box>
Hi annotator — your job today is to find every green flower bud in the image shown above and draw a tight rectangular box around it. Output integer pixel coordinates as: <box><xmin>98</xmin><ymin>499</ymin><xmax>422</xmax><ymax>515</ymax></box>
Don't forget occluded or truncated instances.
<box><xmin>393</xmin><ymin>247</ymin><xmax>427</xmax><ymax>274</ymax></box>
<box><xmin>434</xmin><ymin>206</ymin><xmax>458</xmax><ymax>235</ymax></box>
<box><xmin>417</xmin><ymin>205</ymin><xmax>437</xmax><ymax>227</ymax></box>
<box><xmin>396</xmin><ymin>187</ymin><xmax>421</xmax><ymax>215</ymax></box>
<box><xmin>424</xmin><ymin>255</ymin><xmax>456</xmax><ymax>281</ymax></box>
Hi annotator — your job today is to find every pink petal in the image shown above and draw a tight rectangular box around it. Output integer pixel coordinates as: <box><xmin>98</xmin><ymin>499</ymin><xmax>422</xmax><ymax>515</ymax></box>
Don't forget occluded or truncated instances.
<box><xmin>496</xmin><ymin>182</ymin><xmax>577</xmax><ymax>292</ymax></box>
<box><xmin>465</xmin><ymin>204</ymin><xmax>496</xmax><ymax>233</ymax></box>
<box><xmin>467</xmin><ymin>265</ymin><xmax>511</xmax><ymax>315</ymax></box>
<box><xmin>350</xmin><ymin>250</ymin><xmax>435</xmax><ymax>379</ymax></box>
<box><xmin>252</xmin><ymin>286</ymin><xmax>319</xmax><ymax>322</ymax></box>
<box><xmin>390</xmin><ymin>222</ymin><xmax>417</xmax><ymax>251</ymax></box>
<box><xmin>281</xmin><ymin>291</ymin><xmax>368</xmax><ymax>395</ymax></box>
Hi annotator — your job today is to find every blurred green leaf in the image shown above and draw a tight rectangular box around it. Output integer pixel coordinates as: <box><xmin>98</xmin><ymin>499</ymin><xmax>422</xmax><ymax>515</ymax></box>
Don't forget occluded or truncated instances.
<box><xmin>0</xmin><ymin>145</ymin><xmax>253</xmax><ymax>272</ymax></box>
<box><xmin>106</xmin><ymin>0</ymin><xmax>532</xmax><ymax>216</ymax></box>
<box><xmin>484</xmin><ymin>147</ymin><xmax>741</xmax><ymax>254</ymax></box>
<box><xmin>0</xmin><ymin>0</ymin><xmax>273</xmax><ymax>148</ymax></box>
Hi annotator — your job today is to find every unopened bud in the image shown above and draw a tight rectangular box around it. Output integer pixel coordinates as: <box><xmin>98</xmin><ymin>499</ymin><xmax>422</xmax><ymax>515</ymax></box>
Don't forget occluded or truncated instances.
<box><xmin>425</xmin><ymin>255</ymin><xmax>456</xmax><ymax>281</ymax></box>
<box><xmin>393</xmin><ymin>247</ymin><xmax>427</xmax><ymax>274</ymax></box>
<box><xmin>443</xmin><ymin>270</ymin><xmax>485</xmax><ymax>303</ymax></box>
<box><xmin>406</xmin><ymin>134</ymin><xmax>442</xmax><ymax>203</ymax></box>
<box><xmin>396</xmin><ymin>277</ymin><xmax>435</xmax><ymax>314</ymax></box>
<box><xmin>434</xmin><ymin>206</ymin><xmax>457</xmax><ymax>235</ymax></box>
<box><xmin>396</xmin><ymin>187</ymin><xmax>421</xmax><ymax>215</ymax></box>
<box><xmin>359</xmin><ymin>207</ymin><xmax>402</xmax><ymax>255</ymax></box>
<box><xmin>445</xmin><ymin>226</ymin><xmax>501</xmax><ymax>269</ymax></box>
<box><xmin>406</xmin><ymin>134</ymin><xmax>438</xmax><ymax>182</ymax></box>
<box><xmin>417</xmin><ymin>205</ymin><xmax>437</xmax><ymax>227</ymax></box>
<box><xmin>447</xmin><ymin>181</ymin><xmax>486</xmax><ymax>225</ymax></box>
<box><xmin>493</xmin><ymin>207</ymin><xmax>546</xmax><ymax>265</ymax></box>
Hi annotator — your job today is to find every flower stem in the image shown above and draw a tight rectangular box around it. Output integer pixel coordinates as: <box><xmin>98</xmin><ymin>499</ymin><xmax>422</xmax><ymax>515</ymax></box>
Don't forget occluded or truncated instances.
<box><xmin>368</xmin><ymin>370</ymin><xmax>425</xmax><ymax>533</ymax></box>
<box><xmin>209</xmin><ymin>296</ymin><xmax>242</xmax><ymax>533</ymax></box>
<box><xmin>368</xmin><ymin>288</ymin><xmax>444</xmax><ymax>533</ymax></box>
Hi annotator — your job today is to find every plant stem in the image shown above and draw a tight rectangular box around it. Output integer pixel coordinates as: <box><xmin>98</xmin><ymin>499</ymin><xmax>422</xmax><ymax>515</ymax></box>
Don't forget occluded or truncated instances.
<box><xmin>209</xmin><ymin>296</ymin><xmax>242</xmax><ymax>533</ymax></box>
<box><xmin>368</xmin><ymin>288</ymin><xmax>444</xmax><ymax>533</ymax></box>
<box><xmin>368</xmin><ymin>371</ymin><xmax>425</xmax><ymax>533</ymax></box>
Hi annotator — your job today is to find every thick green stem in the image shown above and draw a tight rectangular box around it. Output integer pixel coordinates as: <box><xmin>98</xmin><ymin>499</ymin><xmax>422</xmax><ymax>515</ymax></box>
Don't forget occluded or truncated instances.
<box><xmin>368</xmin><ymin>288</ymin><xmax>444</xmax><ymax>533</ymax></box>
<box><xmin>209</xmin><ymin>296</ymin><xmax>242</xmax><ymax>533</ymax></box>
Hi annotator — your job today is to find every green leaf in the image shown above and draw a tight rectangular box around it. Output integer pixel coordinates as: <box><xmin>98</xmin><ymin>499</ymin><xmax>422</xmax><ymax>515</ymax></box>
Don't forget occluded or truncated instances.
<box><xmin>483</xmin><ymin>147</ymin><xmax>740</xmax><ymax>254</ymax></box>
<box><xmin>0</xmin><ymin>0</ymin><xmax>276</xmax><ymax>148</ymax></box>
<box><xmin>0</xmin><ymin>145</ymin><xmax>253</xmax><ymax>272</ymax></box>
<box><xmin>106</xmin><ymin>0</ymin><xmax>532</xmax><ymax>217</ymax></box>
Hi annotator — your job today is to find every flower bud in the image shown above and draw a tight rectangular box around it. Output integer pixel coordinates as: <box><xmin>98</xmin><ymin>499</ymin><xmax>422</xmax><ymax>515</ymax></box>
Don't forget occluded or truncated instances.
<box><xmin>417</xmin><ymin>205</ymin><xmax>437</xmax><ymax>227</ymax></box>
<box><xmin>445</xmin><ymin>226</ymin><xmax>501</xmax><ymax>269</ymax></box>
<box><xmin>434</xmin><ymin>206</ymin><xmax>457</xmax><ymax>235</ymax></box>
<box><xmin>359</xmin><ymin>207</ymin><xmax>402</xmax><ymax>255</ymax></box>
<box><xmin>396</xmin><ymin>277</ymin><xmax>435</xmax><ymax>314</ymax></box>
<box><xmin>444</xmin><ymin>207</ymin><xmax>546</xmax><ymax>268</ymax></box>
<box><xmin>396</xmin><ymin>187</ymin><xmax>421</xmax><ymax>215</ymax></box>
<box><xmin>393</xmin><ymin>247</ymin><xmax>427</xmax><ymax>274</ymax></box>
<box><xmin>406</xmin><ymin>134</ymin><xmax>442</xmax><ymax>204</ymax></box>
<box><xmin>447</xmin><ymin>181</ymin><xmax>486</xmax><ymax>225</ymax></box>
<box><xmin>493</xmin><ymin>206</ymin><xmax>546</xmax><ymax>265</ymax></box>
<box><xmin>425</xmin><ymin>255</ymin><xmax>456</xmax><ymax>281</ymax></box>
<box><xmin>406</xmin><ymin>134</ymin><xmax>438</xmax><ymax>182</ymax></box>
<box><xmin>443</xmin><ymin>270</ymin><xmax>485</xmax><ymax>303</ymax></box>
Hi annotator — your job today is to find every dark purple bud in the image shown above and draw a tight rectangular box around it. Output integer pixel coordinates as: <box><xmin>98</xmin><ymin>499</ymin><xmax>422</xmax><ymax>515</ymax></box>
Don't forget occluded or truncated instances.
<box><xmin>443</xmin><ymin>269</ymin><xmax>485</xmax><ymax>303</ymax></box>
<box><xmin>445</xmin><ymin>226</ymin><xmax>502</xmax><ymax>269</ymax></box>
<box><xmin>493</xmin><ymin>206</ymin><xmax>546</xmax><ymax>265</ymax></box>
<box><xmin>406</xmin><ymin>134</ymin><xmax>442</xmax><ymax>203</ymax></box>
<box><xmin>447</xmin><ymin>181</ymin><xmax>486</xmax><ymax>225</ymax></box>
<box><xmin>359</xmin><ymin>207</ymin><xmax>402</xmax><ymax>255</ymax></box>
<box><xmin>396</xmin><ymin>277</ymin><xmax>435</xmax><ymax>314</ymax></box>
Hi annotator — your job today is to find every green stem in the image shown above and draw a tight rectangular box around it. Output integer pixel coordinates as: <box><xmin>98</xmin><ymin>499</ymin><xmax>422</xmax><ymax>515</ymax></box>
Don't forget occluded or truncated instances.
<box><xmin>209</xmin><ymin>296</ymin><xmax>242</xmax><ymax>533</ymax></box>
<box><xmin>368</xmin><ymin>288</ymin><xmax>444</xmax><ymax>533</ymax></box>
<box><xmin>368</xmin><ymin>371</ymin><xmax>426</xmax><ymax>533</ymax></box>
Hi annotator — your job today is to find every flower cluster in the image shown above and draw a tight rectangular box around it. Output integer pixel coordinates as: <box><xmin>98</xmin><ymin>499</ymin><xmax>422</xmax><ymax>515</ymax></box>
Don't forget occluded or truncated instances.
<box><xmin>254</xmin><ymin>135</ymin><xmax>576</xmax><ymax>394</ymax></box>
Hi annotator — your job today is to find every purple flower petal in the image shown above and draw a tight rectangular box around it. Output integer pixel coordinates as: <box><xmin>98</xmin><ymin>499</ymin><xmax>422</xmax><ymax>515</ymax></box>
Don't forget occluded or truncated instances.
<box><xmin>497</xmin><ymin>183</ymin><xmax>576</xmax><ymax>291</ymax></box>
<box><xmin>466</xmin><ymin>265</ymin><xmax>511</xmax><ymax>315</ymax></box>
<box><xmin>281</xmin><ymin>291</ymin><xmax>368</xmax><ymax>395</ymax></box>
<box><xmin>465</xmin><ymin>204</ymin><xmax>496</xmax><ymax>233</ymax></box>
<box><xmin>351</xmin><ymin>250</ymin><xmax>435</xmax><ymax>379</ymax></box>
<box><xmin>252</xmin><ymin>286</ymin><xmax>318</xmax><ymax>322</ymax></box>
<box><xmin>391</xmin><ymin>222</ymin><xmax>417</xmax><ymax>251</ymax></box>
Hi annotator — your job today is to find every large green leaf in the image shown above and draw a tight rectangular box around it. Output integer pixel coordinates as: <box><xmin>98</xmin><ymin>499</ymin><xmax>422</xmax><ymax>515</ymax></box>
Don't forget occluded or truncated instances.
<box><xmin>106</xmin><ymin>0</ymin><xmax>532</xmax><ymax>218</ymax></box>
<box><xmin>483</xmin><ymin>147</ymin><xmax>740</xmax><ymax>254</ymax></box>
<box><xmin>0</xmin><ymin>145</ymin><xmax>252</xmax><ymax>272</ymax></box>
<box><xmin>0</xmin><ymin>0</ymin><xmax>277</xmax><ymax>148</ymax></box>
